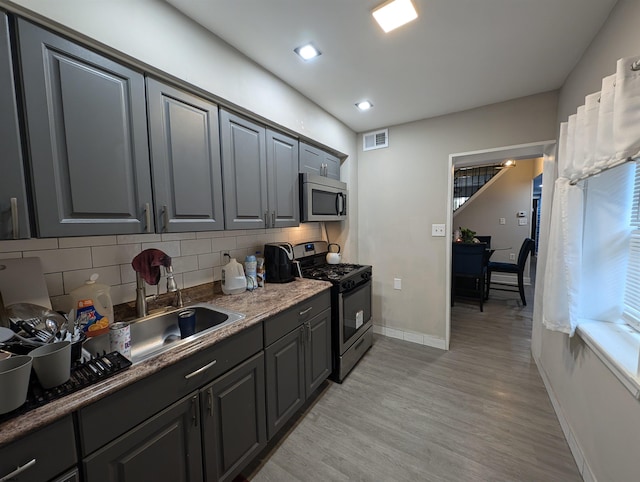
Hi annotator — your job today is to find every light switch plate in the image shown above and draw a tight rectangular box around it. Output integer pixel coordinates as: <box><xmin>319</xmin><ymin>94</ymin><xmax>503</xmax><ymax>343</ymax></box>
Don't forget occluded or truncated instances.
<box><xmin>394</xmin><ymin>278</ymin><xmax>402</xmax><ymax>290</ymax></box>
<box><xmin>499</xmin><ymin>218</ymin><xmax>506</xmax><ymax>225</ymax></box>
<box><xmin>431</xmin><ymin>224</ymin><xmax>446</xmax><ymax>237</ymax></box>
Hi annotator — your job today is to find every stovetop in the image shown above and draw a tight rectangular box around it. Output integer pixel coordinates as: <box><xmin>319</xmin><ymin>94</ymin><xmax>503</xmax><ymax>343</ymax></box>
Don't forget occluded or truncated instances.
<box><xmin>294</xmin><ymin>241</ymin><xmax>372</xmax><ymax>292</ymax></box>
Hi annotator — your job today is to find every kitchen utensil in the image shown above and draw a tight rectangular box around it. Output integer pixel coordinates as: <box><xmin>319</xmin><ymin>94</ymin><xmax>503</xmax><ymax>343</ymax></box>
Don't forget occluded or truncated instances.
<box><xmin>0</xmin><ymin>326</ymin><xmax>44</xmax><ymax>346</ymax></box>
<box><xmin>264</xmin><ymin>242</ymin><xmax>295</xmax><ymax>283</ymax></box>
<box><xmin>326</xmin><ymin>243</ymin><xmax>342</xmax><ymax>264</ymax></box>
<box><xmin>29</xmin><ymin>341</ymin><xmax>71</xmax><ymax>389</ymax></box>
<box><xmin>0</xmin><ymin>355</ymin><xmax>32</xmax><ymax>414</ymax></box>
<box><xmin>6</xmin><ymin>303</ymin><xmax>68</xmax><ymax>342</ymax></box>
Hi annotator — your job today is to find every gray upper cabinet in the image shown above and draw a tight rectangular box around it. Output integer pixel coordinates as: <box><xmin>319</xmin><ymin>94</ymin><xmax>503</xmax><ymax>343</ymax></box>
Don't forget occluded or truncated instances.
<box><xmin>0</xmin><ymin>12</ymin><xmax>31</xmax><ymax>239</ymax></box>
<box><xmin>146</xmin><ymin>78</ymin><xmax>224</xmax><ymax>232</ymax></box>
<box><xmin>220</xmin><ymin>109</ymin><xmax>268</xmax><ymax>230</ymax></box>
<box><xmin>16</xmin><ymin>19</ymin><xmax>153</xmax><ymax>237</ymax></box>
<box><xmin>220</xmin><ymin>109</ymin><xmax>299</xmax><ymax>229</ymax></box>
<box><xmin>266</xmin><ymin>129</ymin><xmax>299</xmax><ymax>228</ymax></box>
<box><xmin>299</xmin><ymin>142</ymin><xmax>340</xmax><ymax>180</ymax></box>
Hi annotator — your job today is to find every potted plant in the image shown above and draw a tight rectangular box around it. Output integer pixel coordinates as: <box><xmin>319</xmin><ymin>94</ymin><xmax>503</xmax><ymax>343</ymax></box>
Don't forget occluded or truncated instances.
<box><xmin>459</xmin><ymin>227</ymin><xmax>476</xmax><ymax>243</ymax></box>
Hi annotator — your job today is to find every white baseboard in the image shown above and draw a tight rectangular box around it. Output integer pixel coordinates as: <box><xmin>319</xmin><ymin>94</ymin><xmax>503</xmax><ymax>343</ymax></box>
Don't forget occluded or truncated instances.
<box><xmin>533</xmin><ymin>354</ymin><xmax>596</xmax><ymax>482</ymax></box>
<box><xmin>373</xmin><ymin>324</ymin><xmax>447</xmax><ymax>350</ymax></box>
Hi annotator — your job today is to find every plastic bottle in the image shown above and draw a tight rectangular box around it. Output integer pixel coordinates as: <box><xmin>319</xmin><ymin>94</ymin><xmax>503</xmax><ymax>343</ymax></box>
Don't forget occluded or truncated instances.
<box><xmin>221</xmin><ymin>258</ymin><xmax>247</xmax><ymax>295</ymax></box>
<box><xmin>70</xmin><ymin>273</ymin><xmax>114</xmax><ymax>337</ymax></box>
<box><xmin>245</xmin><ymin>254</ymin><xmax>257</xmax><ymax>290</ymax></box>
<box><xmin>255</xmin><ymin>251</ymin><xmax>265</xmax><ymax>287</ymax></box>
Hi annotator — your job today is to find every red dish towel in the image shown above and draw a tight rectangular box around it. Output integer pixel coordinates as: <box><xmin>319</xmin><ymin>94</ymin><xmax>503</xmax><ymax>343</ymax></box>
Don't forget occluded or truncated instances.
<box><xmin>131</xmin><ymin>249</ymin><xmax>172</xmax><ymax>285</ymax></box>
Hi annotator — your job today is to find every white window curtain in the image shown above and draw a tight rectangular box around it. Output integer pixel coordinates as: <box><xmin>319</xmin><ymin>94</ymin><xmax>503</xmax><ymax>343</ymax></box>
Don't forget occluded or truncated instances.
<box><xmin>543</xmin><ymin>55</ymin><xmax>640</xmax><ymax>335</ymax></box>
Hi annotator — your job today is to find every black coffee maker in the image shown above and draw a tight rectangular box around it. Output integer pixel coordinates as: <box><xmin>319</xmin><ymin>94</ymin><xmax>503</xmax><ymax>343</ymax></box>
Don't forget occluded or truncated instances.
<box><xmin>264</xmin><ymin>242</ymin><xmax>295</xmax><ymax>283</ymax></box>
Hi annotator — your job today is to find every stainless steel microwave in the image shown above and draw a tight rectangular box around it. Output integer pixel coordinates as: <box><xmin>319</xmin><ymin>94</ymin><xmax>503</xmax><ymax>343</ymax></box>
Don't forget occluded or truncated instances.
<box><xmin>300</xmin><ymin>173</ymin><xmax>347</xmax><ymax>222</ymax></box>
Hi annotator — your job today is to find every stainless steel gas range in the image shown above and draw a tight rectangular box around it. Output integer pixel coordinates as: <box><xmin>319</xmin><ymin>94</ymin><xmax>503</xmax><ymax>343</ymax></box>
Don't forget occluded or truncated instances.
<box><xmin>293</xmin><ymin>241</ymin><xmax>372</xmax><ymax>382</ymax></box>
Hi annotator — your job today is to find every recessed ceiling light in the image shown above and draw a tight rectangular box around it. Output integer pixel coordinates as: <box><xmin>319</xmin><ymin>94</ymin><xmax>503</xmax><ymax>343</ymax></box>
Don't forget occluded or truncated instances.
<box><xmin>356</xmin><ymin>101</ymin><xmax>373</xmax><ymax>111</ymax></box>
<box><xmin>294</xmin><ymin>43</ymin><xmax>321</xmax><ymax>61</ymax></box>
<box><xmin>372</xmin><ymin>0</ymin><xmax>418</xmax><ymax>33</ymax></box>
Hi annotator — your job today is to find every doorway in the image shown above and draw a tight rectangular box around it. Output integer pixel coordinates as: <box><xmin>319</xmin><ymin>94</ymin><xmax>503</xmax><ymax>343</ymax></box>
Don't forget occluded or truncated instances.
<box><xmin>445</xmin><ymin>140</ymin><xmax>556</xmax><ymax>349</ymax></box>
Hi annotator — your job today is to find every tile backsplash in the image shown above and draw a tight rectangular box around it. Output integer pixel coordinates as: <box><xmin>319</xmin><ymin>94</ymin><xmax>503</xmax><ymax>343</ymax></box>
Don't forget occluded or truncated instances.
<box><xmin>0</xmin><ymin>224</ymin><xmax>322</xmax><ymax>313</ymax></box>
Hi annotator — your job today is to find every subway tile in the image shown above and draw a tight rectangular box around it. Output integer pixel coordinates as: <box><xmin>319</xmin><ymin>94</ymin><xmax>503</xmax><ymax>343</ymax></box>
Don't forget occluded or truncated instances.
<box><xmin>181</xmin><ymin>239</ymin><xmax>212</xmax><ymax>256</ymax></box>
<box><xmin>183</xmin><ymin>268</ymin><xmax>214</xmax><ymax>288</ymax></box>
<box><xmin>172</xmin><ymin>255</ymin><xmax>199</xmax><ymax>273</ymax></box>
<box><xmin>198</xmin><ymin>252</ymin><xmax>221</xmax><ymax>269</ymax></box>
<box><xmin>271</xmin><ymin>232</ymin><xmax>289</xmax><ymax>243</ymax></box>
<box><xmin>0</xmin><ymin>238</ymin><xmax>58</xmax><ymax>253</ymax></box>
<box><xmin>120</xmin><ymin>264</ymin><xmax>137</xmax><ymax>285</ymax></box>
<box><xmin>30</xmin><ymin>247</ymin><xmax>92</xmax><ymax>273</ymax></box>
<box><xmin>236</xmin><ymin>235</ymin><xmax>258</xmax><ymax>248</ymax></box>
<box><xmin>213</xmin><ymin>266</ymin><xmax>222</xmax><ymax>281</ymax></box>
<box><xmin>0</xmin><ymin>252</ymin><xmax>23</xmax><ymax>260</ymax></box>
<box><xmin>58</xmin><ymin>235</ymin><xmax>117</xmax><ymax>248</ymax></box>
<box><xmin>50</xmin><ymin>294</ymin><xmax>71</xmax><ymax>313</ymax></box>
<box><xmin>196</xmin><ymin>231</ymin><xmax>225</xmax><ymax>239</ymax></box>
<box><xmin>110</xmin><ymin>282</ymin><xmax>136</xmax><ymax>307</ymax></box>
<box><xmin>92</xmin><ymin>244</ymin><xmax>141</xmax><ymax>267</ymax></box>
<box><xmin>141</xmin><ymin>240</ymin><xmax>181</xmax><ymax>258</ymax></box>
<box><xmin>44</xmin><ymin>272</ymin><xmax>64</xmax><ymax>297</ymax></box>
<box><xmin>213</xmin><ymin>237</ymin><xmax>236</xmax><ymax>252</ymax></box>
<box><xmin>161</xmin><ymin>232</ymin><xmax>196</xmax><ymax>242</ymax></box>
<box><xmin>63</xmin><ymin>266</ymin><xmax>121</xmax><ymax>294</ymax></box>
<box><xmin>116</xmin><ymin>234</ymin><xmax>161</xmax><ymax>244</ymax></box>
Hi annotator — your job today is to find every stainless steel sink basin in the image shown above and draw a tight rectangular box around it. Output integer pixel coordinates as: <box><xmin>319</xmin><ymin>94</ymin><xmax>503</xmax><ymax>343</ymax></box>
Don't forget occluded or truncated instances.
<box><xmin>82</xmin><ymin>303</ymin><xmax>245</xmax><ymax>364</ymax></box>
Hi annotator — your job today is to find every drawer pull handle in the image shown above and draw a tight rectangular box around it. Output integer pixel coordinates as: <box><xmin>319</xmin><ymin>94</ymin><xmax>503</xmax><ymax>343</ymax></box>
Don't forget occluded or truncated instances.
<box><xmin>10</xmin><ymin>197</ymin><xmax>18</xmax><ymax>239</ymax></box>
<box><xmin>1</xmin><ymin>458</ymin><xmax>36</xmax><ymax>480</ymax></box>
<box><xmin>299</xmin><ymin>307</ymin><xmax>313</xmax><ymax>316</ymax></box>
<box><xmin>185</xmin><ymin>360</ymin><xmax>217</xmax><ymax>379</ymax></box>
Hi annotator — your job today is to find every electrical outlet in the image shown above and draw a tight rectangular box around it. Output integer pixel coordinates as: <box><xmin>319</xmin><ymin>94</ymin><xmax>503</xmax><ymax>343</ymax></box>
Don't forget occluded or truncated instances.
<box><xmin>518</xmin><ymin>218</ymin><xmax>527</xmax><ymax>226</ymax></box>
<box><xmin>431</xmin><ymin>224</ymin><xmax>446</xmax><ymax>237</ymax></box>
<box><xmin>509</xmin><ymin>253</ymin><xmax>516</xmax><ymax>261</ymax></box>
<box><xmin>394</xmin><ymin>278</ymin><xmax>402</xmax><ymax>290</ymax></box>
<box><xmin>499</xmin><ymin>218</ymin><xmax>506</xmax><ymax>225</ymax></box>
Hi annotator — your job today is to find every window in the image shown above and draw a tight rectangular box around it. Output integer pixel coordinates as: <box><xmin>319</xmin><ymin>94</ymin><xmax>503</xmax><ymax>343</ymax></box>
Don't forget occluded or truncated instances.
<box><xmin>623</xmin><ymin>161</ymin><xmax>640</xmax><ymax>333</ymax></box>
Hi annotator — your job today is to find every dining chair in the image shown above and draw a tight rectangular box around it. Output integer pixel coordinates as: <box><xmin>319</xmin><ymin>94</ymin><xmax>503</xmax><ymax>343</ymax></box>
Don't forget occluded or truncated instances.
<box><xmin>451</xmin><ymin>242</ymin><xmax>488</xmax><ymax>312</ymax></box>
<box><xmin>486</xmin><ymin>238</ymin><xmax>535</xmax><ymax>305</ymax></box>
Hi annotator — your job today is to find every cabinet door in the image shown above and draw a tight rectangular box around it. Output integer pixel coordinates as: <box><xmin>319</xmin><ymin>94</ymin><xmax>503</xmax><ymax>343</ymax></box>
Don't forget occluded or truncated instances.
<box><xmin>17</xmin><ymin>19</ymin><xmax>153</xmax><ymax>237</ymax></box>
<box><xmin>265</xmin><ymin>326</ymin><xmax>305</xmax><ymax>439</ymax></box>
<box><xmin>305</xmin><ymin>308</ymin><xmax>332</xmax><ymax>397</ymax></box>
<box><xmin>220</xmin><ymin>109</ymin><xmax>267</xmax><ymax>230</ymax></box>
<box><xmin>83</xmin><ymin>393</ymin><xmax>203</xmax><ymax>482</ymax></box>
<box><xmin>0</xmin><ymin>12</ymin><xmax>30</xmax><ymax>239</ymax></box>
<box><xmin>299</xmin><ymin>142</ymin><xmax>340</xmax><ymax>180</ymax></box>
<box><xmin>147</xmin><ymin>78</ymin><xmax>224</xmax><ymax>232</ymax></box>
<box><xmin>201</xmin><ymin>352</ymin><xmax>266</xmax><ymax>482</ymax></box>
<box><xmin>266</xmin><ymin>130</ymin><xmax>299</xmax><ymax>228</ymax></box>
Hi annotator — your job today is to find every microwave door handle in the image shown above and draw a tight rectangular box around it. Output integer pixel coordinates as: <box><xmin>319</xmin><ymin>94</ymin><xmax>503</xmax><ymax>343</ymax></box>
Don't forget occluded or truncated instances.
<box><xmin>341</xmin><ymin>193</ymin><xmax>347</xmax><ymax>215</ymax></box>
<box><xmin>335</xmin><ymin>193</ymin><xmax>341</xmax><ymax>215</ymax></box>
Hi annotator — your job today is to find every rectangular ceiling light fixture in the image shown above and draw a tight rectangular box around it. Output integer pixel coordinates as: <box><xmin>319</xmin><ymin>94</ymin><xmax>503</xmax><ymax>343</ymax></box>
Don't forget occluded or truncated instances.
<box><xmin>372</xmin><ymin>0</ymin><xmax>418</xmax><ymax>33</ymax></box>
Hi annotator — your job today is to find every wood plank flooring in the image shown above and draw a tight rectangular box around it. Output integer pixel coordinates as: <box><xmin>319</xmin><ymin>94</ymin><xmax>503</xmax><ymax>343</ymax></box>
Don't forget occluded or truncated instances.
<box><xmin>244</xmin><ymin>277</ymin><xmax>582</xmax><ymax>481</ymax></box>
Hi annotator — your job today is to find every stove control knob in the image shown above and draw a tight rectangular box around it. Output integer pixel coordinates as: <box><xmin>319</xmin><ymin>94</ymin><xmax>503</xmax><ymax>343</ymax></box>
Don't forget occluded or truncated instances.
<box><xmin>361</xmin><ymin>272</ymin><xmax>370</xmax><ymax>281</ymax></box>
<box><xmin>343</xmin><ymin>280</ymin><xmax>355</xmax><ymax>290</ymax></box>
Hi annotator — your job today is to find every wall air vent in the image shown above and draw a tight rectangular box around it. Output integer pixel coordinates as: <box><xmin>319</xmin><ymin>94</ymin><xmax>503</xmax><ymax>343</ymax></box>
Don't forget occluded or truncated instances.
<box><xmin>363</xmin><ymin>128</ymin><xmax>389</xmax><ymax>151</ymax></box>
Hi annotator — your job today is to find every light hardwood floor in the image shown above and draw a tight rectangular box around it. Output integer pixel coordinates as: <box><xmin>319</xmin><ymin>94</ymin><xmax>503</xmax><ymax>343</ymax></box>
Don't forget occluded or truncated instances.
<box><xmin>245</xmin><ymin>277</ymin><xmax>582</xmax><ymax>481</ymax></box>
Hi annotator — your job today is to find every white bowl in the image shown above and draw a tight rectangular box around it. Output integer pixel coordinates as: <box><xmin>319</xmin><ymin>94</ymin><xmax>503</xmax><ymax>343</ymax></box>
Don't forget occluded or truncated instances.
<box><xmin>0</xmin><ymin>355</ymin><xmax>32</xmax><ymax>414</ymax></box>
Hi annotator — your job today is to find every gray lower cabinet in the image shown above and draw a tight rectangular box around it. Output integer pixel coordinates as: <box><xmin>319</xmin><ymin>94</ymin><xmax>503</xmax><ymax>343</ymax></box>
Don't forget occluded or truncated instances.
<box><xmin>220</xmin><ymin>109</ymin><xmax>299</xmax><ymax>229</ymax></box>
<box><xmin>264</xmin><ymin>290</ymin><xmax>332</xmax><ymax>439</ymax></box>
<box><xmin>146</xmin><ymin>78</ymin><xmax>225</xmax><ymax>232</ymax></box>
<box><xmin>16</xmin><ymin>19</ymin><xmax>153</xmax><ymax>237</ymax></box>
<box><xmin>0</xmin><ymin>416</ymin><xmax>77</xmax><ymax>482</ymax></box>
<box><xmin>83</xmin><ymin>394</ymin><xmax>203</xmax><ymax>482</ymax></box>
<box><xmin>0</xmin><ymin>12</ymin><xmax>31</xmax><ymax>239</ymax></box>
<box><xmin>299</xmin><ymin>142</ymin><xmax>340</xmax><ymax>180</ymax></box>
<box><xmin>201</xmin><ymin>352</ymin><xmax>266</xmax><ymax>482</ymax></box>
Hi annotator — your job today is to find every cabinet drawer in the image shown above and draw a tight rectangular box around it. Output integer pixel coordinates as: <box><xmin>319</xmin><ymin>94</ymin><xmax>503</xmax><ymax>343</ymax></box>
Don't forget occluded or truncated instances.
<box><xmin>264</xmin><ymin>290</ymin><xmax>331</xmax><ymax>346</ymax></box>
<box><xmin>0</xmin><ymin>416</ymin><xmax>76</xmax><ymax>482</ymax></box>
<box><xmin>78</xmin><ymin>323</ymin><xmax>262</xmax><ymax>456</ymax></box>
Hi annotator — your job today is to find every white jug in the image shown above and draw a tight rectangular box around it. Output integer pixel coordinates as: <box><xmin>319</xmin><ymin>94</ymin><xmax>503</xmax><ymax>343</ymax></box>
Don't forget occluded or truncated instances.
<box><xmin>222</xmin><ymin>258</ymin><xmax>247</xmax><ymax>294</ymax></box>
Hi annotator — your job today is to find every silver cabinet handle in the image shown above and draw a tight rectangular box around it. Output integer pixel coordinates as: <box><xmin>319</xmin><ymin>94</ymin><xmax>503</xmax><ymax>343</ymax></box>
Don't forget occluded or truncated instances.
<box><xmin>1</xmin><ymin>458</ymin><xmax>36</xmax><ymax>480</ymax></box>
<box><xmin>271</xmin><ymin>211</ymin><xmax>275</xmax><ymax>228</ymax></box>
<box><xmin>162</xmin><ymin>205</ymin><xmax>169</xmax><ymax>233</ymax></box>
<box><xmin>144</xmin><ymin>203</ymin><xmax>151</xmax><ymax>233</ymax></box>
<box><xmin>184</xmin><ymin>360</ymin><xmax>217</xmax><ymax>379</ymax></box>
<box><xmin>299</xmin><ymin>307</ymin><xmax>312</xmax><ymax>316</ymax></box>
<box><xmin>10</xmin><ymin>197</ymin><xmax>18</xmax><ymax>239</ymax></box>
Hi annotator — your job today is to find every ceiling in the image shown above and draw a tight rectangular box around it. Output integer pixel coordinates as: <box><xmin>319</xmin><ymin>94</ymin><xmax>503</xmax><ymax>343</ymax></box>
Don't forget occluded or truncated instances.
<box><xmin>165</xmin><ymin>0</ymin><xmax>617</xmax><ymax>134</ymax></box>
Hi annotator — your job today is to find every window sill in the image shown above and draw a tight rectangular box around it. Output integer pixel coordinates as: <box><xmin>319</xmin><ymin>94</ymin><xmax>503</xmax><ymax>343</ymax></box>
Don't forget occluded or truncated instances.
<box><xmin>577</xmin><ymin>320</ymin><xmax>640</xmax><ymax>399</ymax></box>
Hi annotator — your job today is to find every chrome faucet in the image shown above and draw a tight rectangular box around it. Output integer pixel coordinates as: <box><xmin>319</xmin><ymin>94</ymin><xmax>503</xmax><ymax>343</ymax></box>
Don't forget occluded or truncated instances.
<box><xmin>133</xmin><ymin>249</ymin><xmax>183</xmax><ymax>317</ymax></box>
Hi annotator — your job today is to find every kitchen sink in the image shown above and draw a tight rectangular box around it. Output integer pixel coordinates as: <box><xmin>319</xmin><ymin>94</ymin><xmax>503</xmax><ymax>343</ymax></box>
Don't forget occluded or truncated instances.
<box><xmin>82</xmin><ymin>303</ymin><xmax>245</xmax><ymax>365</ymax></box>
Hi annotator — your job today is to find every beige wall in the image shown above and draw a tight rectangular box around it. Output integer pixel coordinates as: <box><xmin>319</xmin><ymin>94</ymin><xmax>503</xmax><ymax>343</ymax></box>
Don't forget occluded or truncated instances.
<box><xmin>358</xmin><ymin>92</ymin><xmax>558</xmax><ymax>343</ymax></box>
<box><xmin>453</xmin><ymin>158</ymin><xmax>539</xmax><ymax>269</ymax></box>
<box><xmin>533</xmin><ymin>1</ymin><xmax>640</xmax><ymax>480</ymax></box>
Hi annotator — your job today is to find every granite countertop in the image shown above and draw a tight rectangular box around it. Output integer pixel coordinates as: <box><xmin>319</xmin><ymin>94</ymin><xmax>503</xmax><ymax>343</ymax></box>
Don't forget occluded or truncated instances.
<box><xmin>0</xmin><ymin>278</ymin><xmax>331</xmax><ymax>448</ymax></box>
